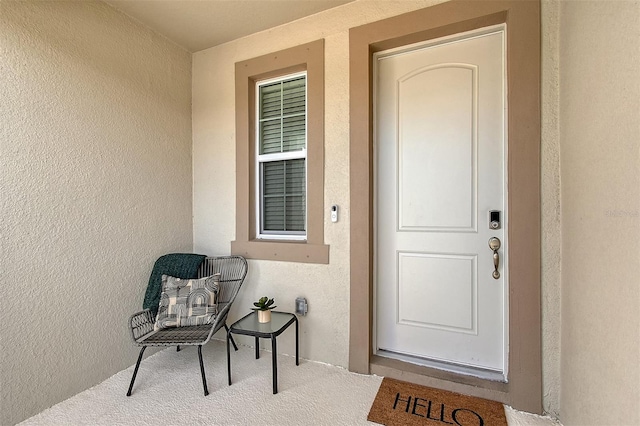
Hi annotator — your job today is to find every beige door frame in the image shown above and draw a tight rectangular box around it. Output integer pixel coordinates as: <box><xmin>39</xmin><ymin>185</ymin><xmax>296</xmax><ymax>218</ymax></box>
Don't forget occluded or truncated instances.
<box><xmin>348</xmin><ymin>0</ymin><xmax>542</xmax><ymax>414</ymax></box>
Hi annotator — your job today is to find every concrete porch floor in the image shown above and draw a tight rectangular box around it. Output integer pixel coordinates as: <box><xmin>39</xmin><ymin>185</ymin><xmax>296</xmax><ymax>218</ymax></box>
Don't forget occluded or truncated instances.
<box><xmin>19</xmin><ymin>340</ymin><xmax>561</xmax><ymax>426</ymax></box>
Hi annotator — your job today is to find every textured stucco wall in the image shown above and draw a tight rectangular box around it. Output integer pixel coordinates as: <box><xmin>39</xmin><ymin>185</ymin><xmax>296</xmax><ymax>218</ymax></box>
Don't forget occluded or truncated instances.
<box><xmin>0</xmin><ymin>2</ymin><xmax>193</xmax><ymax>424</ymax></box>
<box><xmin>192</xmin><ymin>0</ymin><xmax>443</xmax><ymax>368</ymax></box>
<box><xmin>559</xmin><ymin>1</ymin><xmax>640</xmax><ymax>425</ymax></box>
<box><xmin>541</xmin><ymin>0</ymin><xmax>562</xmax><ymax>418</ymax></box>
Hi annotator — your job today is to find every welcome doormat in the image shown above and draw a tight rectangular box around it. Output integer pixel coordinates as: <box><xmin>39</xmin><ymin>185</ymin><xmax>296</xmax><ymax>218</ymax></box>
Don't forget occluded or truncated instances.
<box><xmin>368</xmin><ymin>377</ymin><xmax>507</xmax><ymax>426</ymax></box>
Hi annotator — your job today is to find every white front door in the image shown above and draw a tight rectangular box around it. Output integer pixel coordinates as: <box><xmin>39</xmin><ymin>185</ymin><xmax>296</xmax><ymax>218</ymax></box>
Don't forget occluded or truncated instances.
<box><xmin>375</xmin><ymin>27</ymin><xmax>507</xmax><ymax>375</ymax></box>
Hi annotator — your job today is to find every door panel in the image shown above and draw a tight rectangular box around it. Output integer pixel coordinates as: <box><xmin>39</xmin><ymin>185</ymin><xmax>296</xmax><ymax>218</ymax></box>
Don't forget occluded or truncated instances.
<box><xmin>398</xmin><ymin>252</ymin><xmax>476</xmax><ymax>332</ymax></box>
<box><xmin>399</xmin><ymin>65</ymin><xmax>475</xmax><ymax>231</ymax></box>
<box><xmin>375</xmin><ymin>28</ymin><xmax>506</xmax><ymax>373</ymax></box>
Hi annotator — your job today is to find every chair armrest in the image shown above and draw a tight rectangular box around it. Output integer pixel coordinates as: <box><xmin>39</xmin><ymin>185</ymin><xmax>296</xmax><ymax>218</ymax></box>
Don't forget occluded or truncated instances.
<box><xmin>129</xmin><ymin>309</ymin><xmax>155</xmax><ymax>342</ymax></box>
<box><xmin>202</xmin><ymin>302</ymin><xmax>233</xmax><ymax>343</ymax></box>
<box><xmin>216</xmin><ymin>300</ymin><xmax>231</xmax><ymax>318</ymax></box>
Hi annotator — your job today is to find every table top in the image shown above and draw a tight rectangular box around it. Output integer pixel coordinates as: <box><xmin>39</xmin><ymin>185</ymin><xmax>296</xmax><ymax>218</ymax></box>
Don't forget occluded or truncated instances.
<box><xmin>229</xmin><ymin>311</ymin><xmax>296</xmax><ymax>337</ymax></box>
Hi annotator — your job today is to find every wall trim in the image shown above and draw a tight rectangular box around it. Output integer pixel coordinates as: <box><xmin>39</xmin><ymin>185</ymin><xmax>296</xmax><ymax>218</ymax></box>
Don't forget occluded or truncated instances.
<box><xmin>348</xmin><ymin>0</ymin><xmax>541</xmax><ymax>413</ymax></box>
<box><xmin>232</xmin><ymin>39</ymin><xmax>329</xmax><ymax>264</ymax></box>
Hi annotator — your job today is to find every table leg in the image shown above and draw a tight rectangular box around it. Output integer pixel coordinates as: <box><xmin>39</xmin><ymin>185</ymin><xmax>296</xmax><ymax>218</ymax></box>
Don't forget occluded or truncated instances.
<box><xmin>227</xmin><ymin>329</ymin><xmax>232</xmax><ymax>386</ymax></box>
<box><xmin>255</xmin><ymin>336</ymin><xmax>260</xmax><ymax>359</ymax></box>
<box><xmin>295</xmin><ymin>316</ymin><xmax>299</xmax><ymax>366</ymax></box>
<box><xmin>271</xmin><ymin>336</ymin><xmax>278</xmax><ymax>394</ymax></box>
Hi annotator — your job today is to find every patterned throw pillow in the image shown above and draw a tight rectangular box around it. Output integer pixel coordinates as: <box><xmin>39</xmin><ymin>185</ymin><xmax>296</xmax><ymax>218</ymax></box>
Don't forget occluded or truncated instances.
<box><xmin>154</xmin><ymin>273</ymin><xmax>220</xmax><ymax>331</ymax></box>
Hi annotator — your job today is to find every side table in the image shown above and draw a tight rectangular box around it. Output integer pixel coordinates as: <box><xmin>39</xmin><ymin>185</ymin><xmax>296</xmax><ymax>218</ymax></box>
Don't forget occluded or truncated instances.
<box><xmin>227</xmin><ymin>311</ymin><xmax>299</xmax><ymax>394</ymax></box>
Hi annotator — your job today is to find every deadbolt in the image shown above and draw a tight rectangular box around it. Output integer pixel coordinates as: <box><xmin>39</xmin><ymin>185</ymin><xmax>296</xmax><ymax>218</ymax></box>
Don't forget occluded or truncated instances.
<box><xmin>489</xmin><ymin>210</ymin><xmax>501</xmax><ymax>230</ymax></box>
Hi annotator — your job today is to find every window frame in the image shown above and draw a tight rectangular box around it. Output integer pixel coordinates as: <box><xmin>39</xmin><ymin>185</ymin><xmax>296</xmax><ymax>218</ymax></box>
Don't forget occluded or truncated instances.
<box><xmin>232</xmin><ymin>39</ymin><xmax>329</xmax><ymax>264</ymax></box>
<box><xmin>255</xmin><ymin>71</ymin><xmax>308</xmax><ymax>241</ymax></box>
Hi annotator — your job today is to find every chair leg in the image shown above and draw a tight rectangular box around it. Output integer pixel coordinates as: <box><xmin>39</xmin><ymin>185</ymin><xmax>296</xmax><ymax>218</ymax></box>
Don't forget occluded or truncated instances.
<box><xmin>127</xmin><ymin>347</ymin><xmax>146</xmax><ymax>396</ymax></box>
<box><xmin>198</xmin><ymin>345</ymin><xmax>209</xmax><ymax>396</ymax></box>
<box><xmin>224</xmin><ymin>323</ymin><xmax>238</xmax><ymax>351</ymax></box>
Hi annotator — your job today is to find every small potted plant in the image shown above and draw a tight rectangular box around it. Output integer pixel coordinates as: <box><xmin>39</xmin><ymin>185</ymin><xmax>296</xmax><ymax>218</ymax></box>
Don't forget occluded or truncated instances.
<box><xmin>252</xmin><ymin>296</ymin><xmax>277</xmax><ymax>323</ymax></box>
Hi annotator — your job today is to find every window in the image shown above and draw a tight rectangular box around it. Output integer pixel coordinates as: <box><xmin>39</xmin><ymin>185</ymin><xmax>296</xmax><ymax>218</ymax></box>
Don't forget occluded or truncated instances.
<box><xmin>232</xmin><ymin>40</ymin><xmax>329</xmax><ymax>264</ymax></box>
<box><xmin>257</xmin><ymin>73</ymin><xmax>307</xmax><ymax>239</ymax></box>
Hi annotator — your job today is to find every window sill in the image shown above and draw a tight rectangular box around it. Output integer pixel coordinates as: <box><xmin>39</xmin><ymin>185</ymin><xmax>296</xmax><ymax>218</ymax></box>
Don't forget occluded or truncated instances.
<box><xmin>231</xmin><ymin>239</ymin><xmax>329</xmax><ymax>264</ymax></box>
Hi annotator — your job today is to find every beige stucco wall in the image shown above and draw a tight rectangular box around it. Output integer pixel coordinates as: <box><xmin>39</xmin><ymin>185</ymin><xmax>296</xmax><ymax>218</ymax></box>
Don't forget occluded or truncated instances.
<box><xmin>541</xmin><ymin>0</ymin><xmax>562</xmax><ymax>417</ymax></box>
<box><xmin>559</xmin><ymin>1</ymin><xmax>640</xmax><ymax>425</ymax></box>
<box><xmin>0</xmin><ymin>2</ymin><xmax>193</xmax><ymax>424</ymax></box>
<box><xmin>10</xmin><ymin>0</ymin><xmax>636</xmax><ymax>423</ymax></box>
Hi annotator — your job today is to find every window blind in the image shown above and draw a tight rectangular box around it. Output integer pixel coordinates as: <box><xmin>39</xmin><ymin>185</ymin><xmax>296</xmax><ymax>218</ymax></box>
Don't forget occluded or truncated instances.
<box><xmin>262</xmin><ymin>159</ymin><xmax>306</xmax><ymax>232</ymax></box>
<box><xmin>258</xmin><ymin>74</ymin><xmax>307</xmax><ymax>236</ymax></box>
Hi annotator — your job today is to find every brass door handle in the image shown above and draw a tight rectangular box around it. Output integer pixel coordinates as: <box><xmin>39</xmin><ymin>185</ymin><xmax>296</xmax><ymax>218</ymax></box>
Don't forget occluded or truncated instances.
<box><xmin>488</xmin><ymin>237</ymin><xmax>501</xmax><ymax>279</ymax></box>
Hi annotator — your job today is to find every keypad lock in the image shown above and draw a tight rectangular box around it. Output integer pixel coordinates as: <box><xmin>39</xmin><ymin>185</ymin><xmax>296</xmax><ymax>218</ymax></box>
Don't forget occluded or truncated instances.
<box><xmin>489</xmin><ymin>210</ymin><xmax>501</xmax><ymax>230</ymax></box>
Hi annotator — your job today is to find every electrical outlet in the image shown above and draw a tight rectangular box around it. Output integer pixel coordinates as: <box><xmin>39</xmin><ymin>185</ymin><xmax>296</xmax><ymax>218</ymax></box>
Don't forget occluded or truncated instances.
<box><xmin>295</xmin><ymin>297</ymin><xmax>308</xmax><ymax>316</ymax></box>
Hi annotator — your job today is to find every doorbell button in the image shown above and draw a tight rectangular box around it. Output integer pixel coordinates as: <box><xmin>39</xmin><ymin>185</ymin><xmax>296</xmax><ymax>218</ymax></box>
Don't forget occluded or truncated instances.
<box><xmin>331</xmin><ymin>205</ymin><xmax>339</xmax><ymax>223</ymax></box>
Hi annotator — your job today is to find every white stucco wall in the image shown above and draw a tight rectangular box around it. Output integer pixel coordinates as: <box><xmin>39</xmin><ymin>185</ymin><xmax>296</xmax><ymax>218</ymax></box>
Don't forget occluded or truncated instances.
<box><xmin>0</xmin><ymin>2</ymin><xmax>193</xmax><ymax>424</ymax></box>
<box><xmin>192</xmin><ymin>0</ymin><xmax>564</xmax><ymax>416</ymax></box>
<box><xmin>559</xmin><ymin>1</ymin><xmax>640</xmax><ymax>425</ymax></box>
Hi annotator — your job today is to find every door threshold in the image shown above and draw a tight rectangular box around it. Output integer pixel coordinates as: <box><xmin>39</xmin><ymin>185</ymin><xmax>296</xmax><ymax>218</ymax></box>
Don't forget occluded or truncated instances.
<box><xmin>370</xmin><ymin>354</ymin><xmax>509</xmax><ymax>405</ymax></box>
<box><xmin>376</xmin><ymin>349</ymin><xmax>507</xmax><ymax>383</ymax></box>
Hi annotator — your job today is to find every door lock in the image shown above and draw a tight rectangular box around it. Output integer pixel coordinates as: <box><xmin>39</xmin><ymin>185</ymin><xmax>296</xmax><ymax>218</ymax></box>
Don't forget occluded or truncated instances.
<box><xmin>488</xmin><ymin>237</ymin><xmax>501</xmax><ymax>279</ymax></box>
<box><xmin>489</xmin><ymin>210</ymin><xmax>501</xmax><ymax>230</ymax></box>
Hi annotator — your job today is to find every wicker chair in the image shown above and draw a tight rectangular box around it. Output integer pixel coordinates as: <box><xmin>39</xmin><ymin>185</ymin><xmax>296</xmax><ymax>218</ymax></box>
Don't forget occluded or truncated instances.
<box><xmin>127</xmin><ymin>255</ymin><xmax>248</xmax><ymax>396</ymax></box>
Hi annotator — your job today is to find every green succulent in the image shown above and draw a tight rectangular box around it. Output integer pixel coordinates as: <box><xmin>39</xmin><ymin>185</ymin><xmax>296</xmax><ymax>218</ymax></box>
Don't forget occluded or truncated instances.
<box><xmin>251</xmin><ymin>296</ymin><xmax>277</xmax><ymax>311</ymax></box>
